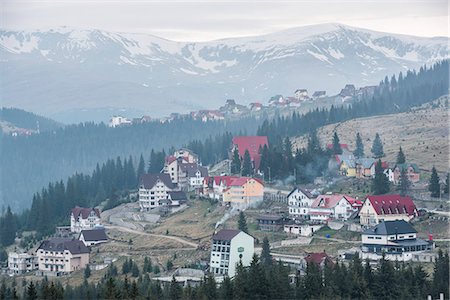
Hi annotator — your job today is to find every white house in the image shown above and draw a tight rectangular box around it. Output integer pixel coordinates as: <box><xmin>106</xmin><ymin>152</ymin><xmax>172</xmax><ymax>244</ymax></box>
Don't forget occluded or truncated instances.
<box><xmin>287</xmin><ymin>188</ymin><xmax>315</xmax><ymax>219</ymax></box>
<box><xmin>36</xmin><ymin>238</ymin><xmax>90</xmax><ymax>276</ymax></box>
<box><xmin>294</xmin><ymin>89</ymin><xmax>309</xmax><ymax>101</ymax></box>
<box><xmin>178</xmin><ymin>163</ymin><xmax>208</xmax><ymax>191</ymax></box>
<box><xmin>283</xmin><ymin>223</ymin><xmax>323</xmax><ymax>236</ymax></box>
<box><xmin>308</xmin><ymin>194</ymin><xmax>358</xmax><ymax>222</ymax></box>
<box><xmin>209</xmin><ymin>229</ymin><xmax>254</xmax><ymax>278</ymax></box>
<box><xmin>79</xmin><ymin>228</ymin><xmax>108</xmax><ymax>247</ymax></box>
<box><xmin>70</xmin><ymin>207</ymin><xmax>101</xmax><ymax>233</ymax></box>
<box><xmin>139</xmin><ymin>173</ymin><xmax>176</xmax><ymax>211</ymax></box>
<box><xmin>358</xmin><ymin>195</ymin><xmax>418</xmax><ymax>227</ymax></box>
<box><xmin>361</xmin><ymin>220</ymin><xmax>433</xmax><ymax>261</ymax></box>
<box><xmin>8</xmin><ymin>252</ymin><xmax>38</xmax><ymax>275</ymax></box>
<box><xmin>109</xmin><ymin>116</ymin><xmax>132</xmax><ymax>128</ymax></box>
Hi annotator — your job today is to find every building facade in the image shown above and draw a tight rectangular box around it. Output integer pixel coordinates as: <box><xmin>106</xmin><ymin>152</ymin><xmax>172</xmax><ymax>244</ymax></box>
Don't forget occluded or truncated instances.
<box><xmin>79</xmin><ymin>229</ymin><xmax>108</xmax><ymax>247</ymax></box>
<box><xmin>222</xmin><ymin>177</ymin><xmax>264</xmax><ymax>207</ymax></box>
<box><xmin>70</xmin><ymin>207</ymin><xmax>101</xmax><ymax>233</ymax></box>
<box><xmin>287</xmin><ymin>188</ymin><xmax>315</xmax><ymax>219</ymax></box>
<box><xmin>138</xmin><ymin>173</ymin><xmax>175</xmax><ymax>211</ymax></box>
<box><xmin>209</xmin><ymin>229</ymin><xmax>254</xmax><ymax>278</ymax></box>
<box><xmin>36</xmin><ymin>238</ymin><xmax>90</xmax><ymax>276</ymax></box>
<box><xmin>8</xmin><ymin>252</ymin><xmax>38</xmax><ymax>275</ymax></box>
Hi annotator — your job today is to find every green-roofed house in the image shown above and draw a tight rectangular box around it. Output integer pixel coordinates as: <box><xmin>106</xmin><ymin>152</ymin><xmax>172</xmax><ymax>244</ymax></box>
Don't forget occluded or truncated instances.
<box><xmin>393</xmin><ymin>163</ymin><xmax>420</xmax><ymax>185</ymax></box>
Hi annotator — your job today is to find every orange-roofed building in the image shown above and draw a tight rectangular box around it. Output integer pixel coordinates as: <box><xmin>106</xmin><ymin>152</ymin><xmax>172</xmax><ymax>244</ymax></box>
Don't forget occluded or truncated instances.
<box><xmin>232</xmin><ymin>136</ymin><xmax>269</xmax><ymax>170</ymax></box>
<box><xmin>222</xmin><ymin>177</ymin><xmax>264</xmax><ymax>206</ymax></box>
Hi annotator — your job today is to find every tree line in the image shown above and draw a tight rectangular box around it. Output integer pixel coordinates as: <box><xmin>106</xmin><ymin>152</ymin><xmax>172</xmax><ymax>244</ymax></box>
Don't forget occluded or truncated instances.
<box><xmin>2</xmin><ymin>248</ymin><xmax>449</xmax><ymax>300</ymax></box>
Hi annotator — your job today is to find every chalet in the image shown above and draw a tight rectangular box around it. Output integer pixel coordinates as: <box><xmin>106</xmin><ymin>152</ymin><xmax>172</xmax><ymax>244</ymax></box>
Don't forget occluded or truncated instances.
<box><xmin>70</xmin><ymin>207</ymin><xmax>101</xmax><ymax>233</ymax></box>
<box><xmin>336</xmin><ymin>154</ymin><xmax>357</xmax><ymax>177</ymax></box>
<box><xmin>8</xmin><ymin>252</ymin><xmax>38</xmax><ymax>275</ymax></box>
<box><xmin>339</xmin><ymin>84</ymin><xmax>356</xmax><ymax>98</ymax></box>
<box><xmin>309</xmin><ymin>194</ymin><xmax>359</xmax><ymax>221</ymax></box>
<box><xmin>192</xmin><ymin>110</ymin><xmax>225</xmax><ymax>122</ymax></box>
<box><xmin>109</xmin><ymin>116</ymin><xmax>132</xmax><ymax>128</ymax></box>
<box><xmin>79</xmin><ymin>228</ymin><xmax>108</xmax><ymax>247</ymax></box>
<box><xmin>178</xmin><ymin>163</ymin><xmax>208</xmax><ymax>191</ymax></box>
<box><xmin>358</xmin><ymin>195</ymin><xmax>418</xmax><ymax>227</ymax></box>
<box><xmin>392</xmin><ymin>163</ymin><xmax>420</xmax><ymax>185</ymax></box>
<box><xmin>361</xmin><ymin>220</ymin><xmax>433</xmax><ymax>261</ymax></box>
<box><xmin>268</xmin><ymin>95</ymin><xmax>287</xmax><ymax>107</ymax></box>
<box><xmin>167</xmin><ymin>191</ymin><xmax>188</xmax><ymax>206</ymax></box>
<box><xmin>312</xmin><ymin>91</ymin><xmax>326</xmax><ymax>99</ymax></box>
<box><xmin>287</xmin><ymin>187</ymin><xmax>315</xmax><ymax>219</ymax></box>
<box><xmin>303</xmin><ymin>252</ymin><xmax>334</xmax><ymax>269</ymax></box>
<box><xmin>223</xmin><ymin>177</ymin><xmax>264</xmax><ymax>207</ymax></box>
<box><xmin>139</xmin><ymin>173</ymin><xmax>176</xmax><ymax>211</ymax></box>
<box><xmin>36</xmin><ymin>238</ymin><xmax>90</xmax><ymax>276</ymax></box>
<box><xmin>232</xmin><ymin>136</ymin><xmax>269</xmax><ymax>171</ymax></box>
<box><xmin>256</xmin><ymin>214</ymin><xmax>285</xmax><ymax>232</ymax></box>
<box><xmin>294</xmin><ymin>89</ymin><xmax>309</xmax><ymax>100</ymax></box>
<box><xmin>202</xmin><ymin>176</ymin><xmax>240</xmax><ymax>200</ymax></box>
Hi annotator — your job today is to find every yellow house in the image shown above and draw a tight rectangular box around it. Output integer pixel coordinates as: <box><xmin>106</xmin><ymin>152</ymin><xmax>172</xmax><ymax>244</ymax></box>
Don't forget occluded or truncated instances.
<box><xmin>223</xmin><ymin>177</ymin><xmax>264</xmax><ymax>206</ymax></box>
<box><xmin>338</xmin><ymin>155</ymin><xmax>356</xmax><ymax>177</ymax></box>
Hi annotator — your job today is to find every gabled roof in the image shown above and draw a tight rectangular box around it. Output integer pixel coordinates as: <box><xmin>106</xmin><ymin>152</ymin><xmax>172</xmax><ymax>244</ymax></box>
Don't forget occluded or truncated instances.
<box><xmin>179</xmin><ymin>163</ymin><xmax>208</xmax><ymax>177</ymax></box>
<box><xmin>212</xmin><ymin>229</ymin><xmax>241</xmax><ymax>241</ymax></box>
<box><xmin>80</xmin><ymin>229</ymin><xmax>108</xmax><ymax>242</ymax></box>
<box><xmin>363</xmin><ymin>220</ymin><xmax>417</xmax><ymax>236</ymax></box>
<box><xmin>232</xmin><ymin>136</ymin><xmax>269</xmax><ymax>170</ymax></box>
<box><xmin>395</xmin><ymin>163</ymin><xmax>420</xmax><ymax>173</ymax></box>
<box><xmin>206</xmin><ymin>176</ymin><xmax>240</xmax><ymax>187</ymax></box>
<box><xmin>287</xmin><ymin>187</ymin><xmax>314</xmax><ymax>199</ymax></box>
<box><xmin>140</xmin><ymin>173</ymin><xmax>174</xmax><ymax>189</ymax></box>
<box><xmin>305</xmin><ymin>252</ymin><xmax>333</xmax><ymax>265</ymax></box>
<box><xmin>344</xmin><ymin>195</ymin><xmax>363</xmax><ymax>208</ymax></box>
<box><xmin>311</xmin><ymin>194</ymin><xmax>349</xmax><ymax>209</ymax></box>
<box><xmin>356</xmin><ymin>158</ymin><xmax>376</xmax><ymax>169</ymax></box>
<box><xmin>71</xmin><ymin>207</ymin><xmax>100</xmax><ymax>219</ymax></box>
<box><xmin>38</xmin><ymin>238</ymin><xmax>90</xmax><ymax>254</ymax></box>
<box><xmin>229</xmin><ymin>177</ymin><xmax>264</xmax><ymax>187</ymax></box>
<box><xmin>256</xmin><ymin>214</ymin><xmax>284</xmax><ymax>221</ymax></box>
<box><xmin>364</xmin><ymin>195</ymin><xmax>417</xmax><ymax>216</ymax></box>
<box><xmin>168</xmin><ymin>191</ymin><xmax>187</xmax><ymax>201</ymax></box>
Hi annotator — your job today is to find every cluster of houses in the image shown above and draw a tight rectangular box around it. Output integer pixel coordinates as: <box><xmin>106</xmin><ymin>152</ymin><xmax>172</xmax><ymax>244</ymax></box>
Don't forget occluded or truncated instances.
<box><xmin>8</xmin><ymin>207</ymin><xmax>107</xmax><ymax>276</ymax></box>
<box><xmin>331</xmin><ymin>144</ymin><xmax>420</xmax><ymax>184</ymax></box>
<box><xmin>109</xmin><ymin>115</ymin><xmax>152</xmax><ymax>128</ymax></box>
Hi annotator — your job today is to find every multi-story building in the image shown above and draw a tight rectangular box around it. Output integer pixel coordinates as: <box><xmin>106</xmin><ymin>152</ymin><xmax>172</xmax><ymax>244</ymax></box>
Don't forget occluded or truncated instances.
<box><xmin>358</xmin><ymin>195</ymin><xmax>418</xmax><ymax>227</ymax></box>
<box><xmin>209</xmin><ymin>229</ymin><xmax>254</xmax><ymax>278</ymax></box>
<box><xmin>392</xmin><ymin>163</ymin><xmax>420</xmax><ymax>185</ymax></box>
<box><xmin>361</xmin><ymin>220</ymin><xmax>433</xmax><ymax>261</ymax></box>
<box><xmin>70</xmin><ymin>207</ymin><xmax>101</xmax><ymax>233</ymax></box>
<box><xmin>8</xmin><ymin>252</ymin><xmax>38</xmax><ymax>275</ymax></box>
<box><xmin>222</xmin><ymin>177</ymin><xmax>264</xmax><ymax>207</ymax></box>
<box><xmin>287</xmin><ymin>187</ymin><xmax>315</xmax><ymax>219</ymax></box>
<box><xmin>139</xmin><ymin>173</ymin><xmax>175</xmax><ymax>211</ymax></box>
<box><xmin>36</xmin><ymin>238</ymin><xmax>90</xmax><ymax>276</ymax></box>
<box><xmin>309</xmin><ymin>194</ymin><xmax>360</xmax><ymax>221</ymax></box>
<box><xmin>178</xmin><ymin>163</ymin><xmax>208</xmax><ymax>191</ymax></box>
<box><xmin>109</xmin><ymin>116</ymin><xmax>132</xmax><ymax>128</ymax></box>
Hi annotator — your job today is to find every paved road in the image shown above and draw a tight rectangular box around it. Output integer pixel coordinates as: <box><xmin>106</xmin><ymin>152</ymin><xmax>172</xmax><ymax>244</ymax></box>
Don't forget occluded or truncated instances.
<box><xmin>105</xmin><ymin>224</ymin><xmax>199</xmax><ymax>248</ymax></box>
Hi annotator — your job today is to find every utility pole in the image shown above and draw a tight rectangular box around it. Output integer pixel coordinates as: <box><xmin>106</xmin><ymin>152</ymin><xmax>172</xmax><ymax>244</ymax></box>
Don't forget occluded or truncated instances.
<box><xmin>268</xmin><ymin>167</ymin><xmax>271</xmax><ymax>184</ymax></box>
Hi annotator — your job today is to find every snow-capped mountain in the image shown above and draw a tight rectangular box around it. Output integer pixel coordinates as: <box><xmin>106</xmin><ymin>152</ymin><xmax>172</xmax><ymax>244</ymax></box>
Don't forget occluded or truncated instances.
<box><xmin>1</xmin><ymin>23</ymin><xmax>448</xmax><ymax>122</ymax></box>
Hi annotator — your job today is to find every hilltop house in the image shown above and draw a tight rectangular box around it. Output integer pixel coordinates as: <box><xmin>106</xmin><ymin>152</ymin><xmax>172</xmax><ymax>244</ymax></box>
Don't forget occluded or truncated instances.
<box><xmin>339</xmin><ymin>84</ymin><xmax>356</xmax><ymax>98</ymax></box>
<box><xmin>392</xmin><ymin>163</ymin><xmax>420</xmax><ymax>185</ymax></box>
<box><xmin>249</xmin><ymin>102</ymin><xmax>263</xmax><ymax>111</ymax></box>
<box><xmin>178</xmin><ymin>163</ymin><xmax>208</xmax><ymax>191</ymax></box>
<box><xmin>109</xmin><ymin>116</ymin><xmax>132</xmax><ymax>128</ymax></box>
<box><xmin>70</xmin><ymin>207</ymin><xmax>101</xmax><ymax>233</ymax></box>
<box><xmin>222</xmin><ymin>177</ymin><xmax>264</xmax><ymax>207</ymax></box>
<box><xmin>79</xmin><ymin>228</ymin><xmax>108</xmax><ymax>247</ymax></box>
<box><xmin>36</xmin><ymin>238</ymin><xmax>90</xmax><ymax>276</ymax></box>
<box><xmin>361</xmin><ymin>220</ymin><xmax>433</xmax><ymax>261</ymax></box>
<box><xmin>287</xmin><ymin>187</ymin><xmax>315</xmax><ymax>219</ymax></box>
<box><xmin>138</xmin><ymin>173</ymin><xmax>176</xmax><ymax>211</ymax></box>
<box><xmin>232</xmin><ymin>136</ymin><xmax>269</xmax><ymax>171</ymax></box>
<box><xmin>202</xmin><ymin>176</ymin><xmax>239</xmax><ymax>200</ymax></box>
<box><xmin>209</xmin><ymin>229</ymin><xmax>254</xmax><ymax>278</ymax></box>
<box><xmin>294</xmin><ymin>89</ymin><xmax>309</xmax><ymax>101</ymax></box>
<box><xmin>164</xmin><ymin>148</ymin><xmax>200</xmax><ymax>184</ymax></box>
<box><xmin>358</xmin><ymin>195</ymin><xmax>418</xmax><ymax>227</ymax></box>
<box><xmin>312</xmin><ymin>91</ymin><xmax>326</xmax><ymax>99</ymax></box>
<box><xmin>309</xmin><ymin>194</ymin><xmax>360</xmax><ymax>221</ymax></box>
<box><xmin>8</xmin><ymin>252</ymin><xmax>38</xmax><ymax>275</ymax></box>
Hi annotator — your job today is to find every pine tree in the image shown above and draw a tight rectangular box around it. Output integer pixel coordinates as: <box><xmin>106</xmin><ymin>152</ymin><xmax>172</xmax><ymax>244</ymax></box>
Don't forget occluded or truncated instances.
<box><xmin>372</xmin><ymin>159</ymin><xmax>390</xmax><ymax>195</ymax></box>
<box><xmin>353</xmin><ymin>132</ymin><xmax>364</xmax><ymax>158</ymax></box>
<box><xmin>260</xmin><ymin>237</ymin><xmax>272</xmax><ymax>267</ymax></box>
<box><xmin>332</xmin><ymin>132</ymin><xmax>342</xmax><ymax>155</ymax></box>
<box><xmin>397</xmin><ymin>146</ymin><xmax>406</xmax><ymax>164</ymax></box>
<box><xmin>444</xmin><ymin>173</ymin><xmax>449</xmax><ymax>194</ymax></box>
<box><xmin>84</xmin><ymin>265</ymin><xmax>91</xmax><ymax>279</ymax></box>
<box><xmin>169</xmin><ymin>275</ymin><xmax>182</xmax><ymax>300</ymax></box>
<box><xmin>429</xmin><ymin>167</ymin><xmax>440</xmax><ymax>198</ymax></box>
<box><xmin>371</xmin><ymin>133</ymin><xmax>385</xmax><ymax>159</ymax></box>
<box><xmin>238</xmin><ymin>211</ymin><xmax>248</xmax><ymax>234</ymax></box>
<box><xmin>231</xmin><ymin>148</ymin><xmax>241</xmax><ymax>175</ymax></box>
<box><xmin>202</xmin><ymin>273</ymin><xmax>217</xmax><ymax>300</ymax></box>
<box><xmin>26</xmin><ymin>281</ymin><xmax>37</xmax><ymax>300</ymax></box>
<box><xmin>136</xmin><ymin>154</ymin><xmax>145</xmax><ymax>184</ymax></box>
<box><xmin>0</xmin><ymin>207</ymin><xmax>16</xmax><ymax>246</ymax></box>
<box><xmin>219</xmin><ymin>276</ymin><xmax>233</xmax><ymax>300</ymax></box>
<box><xmin>241</xmin><ymin>150</ymin><xmax>253</xmax><ymax>176</ymax></box>
<box><xmin>398</xmin><ymin>168</ymin><xmax>411</xmax><ymax>196</ymax></box>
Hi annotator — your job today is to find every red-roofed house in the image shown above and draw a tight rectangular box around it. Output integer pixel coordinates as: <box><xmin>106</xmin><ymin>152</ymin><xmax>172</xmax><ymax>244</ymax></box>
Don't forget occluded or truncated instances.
<box><xmin>232</xmin><ymin>136</ymin><xmax>269</xmax><ymax>171</ymax></box>
<box><xmin>326</xmin><ymin>143</ymin><xmax>350</xmax><ymax>153</ymax></box>
<box><xmin>202</xmin><ymin>176</ymin><xmax>240</xmax><ymax>200</ymax></box>
<box><xmin>309</xmin><ymin>194</ymin><xmax>359</xmax><ymax>221</ymax></box>
<box><xmin>358</xmin><ymin>195</ymin><xmax>418</xmax><ymax>226</ymax></box>
<box><xmin>304</xmin><ymin>252</ymin><xmax>334</xmax><ymax>268</ymax></box>
<box><xmin>223</xmin><ymin>177</ymin><xmax>264</xmax><ymax>206</ymax></box>
<box><xmin>70</xmin><ymin>207</ymin><xmax>101</xmax><ymax>233</ymax></box>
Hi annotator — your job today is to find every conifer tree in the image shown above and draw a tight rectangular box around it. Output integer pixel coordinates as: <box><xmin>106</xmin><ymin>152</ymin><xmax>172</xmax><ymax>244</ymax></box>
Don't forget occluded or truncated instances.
<box><xmin>444</xmin><ymin>173</ymin><xmax>449</xmax><ymax>194</ymax></box>
<box><xmin>26</xmin><ymin>281</ymin><xmax>37</xmax><ymax>300</ymax></box>
<box><xmin>202</xmin><ymin>273</ymin><xmax>217</xmax><ymax>300</ymax></box>
<box><xmin>84</xmin><ymin>265</ymin><xmax>91</xmax><ymax>279</ymax></box>
<box><xmin>398</xmin><ymin>168</ymin><xmax>411</xmax><ymax>196</ymax></box>
<box><xmin>397</xmin><ymin>146</ymin><xmax>406</xmax><ymax>164</ymax></box>
<box><xmin>429</xmin><ymin>167</ymin><xmax>440</xmax><ymax>198</ymax></box>
<box><xmin>372</xmin><ymin>159</ymin><xmax>390</xmax><ymax>195</ymax></box>
<box><xmin>219</xmin><ymin>276</ymin><xmax>233</xmax><ymax>300</ymax></box>
<box><xmin>353</xmin><ymin>132</ymin><xmax>364</xmax><ymax>158</ymax></box>
<box><xmin>259</xmin><ymin>145</ymin><xmax>270</xmax><ymax>180</ymax></box>
<box><xmin>241</xmin><ymin>150</ymin><xmax>253</xmax><ymax>176</ymax></box>
<box><xmin>169</xmin><ymin>275</ymin><xmax>182</xmax><ymax>300</ymax></box>
<box><xmin>238</xmin><ymin>211</ymin><xmax>248</xmax><ymax>234</ymax></box>
<box><xmin>0</xmin><ymin>206</ymin><xmax>16</xmax><ymax>246</ymax></box>
<box><xmin>136</xmin><ymin>154</ymin><xmax>145</xmax><ymax>183</ymax></box>
<box><xmin>231</xmin><ymin>148</ymin><xmax>241</xmax><ymax>175</ymax></box>
<box><xmin>371</xmin><ymin>133</ymin><xmax>385</xmax><ymax>158</ymax></box>
<box><xmin>260</xmin><ymin>237</ymin><xmax>272</xmax><ymax>267</ymax></box>
<box><xmin>332</xmin><ymin>132</ymin><xmax>342</xmax><ymax>154</ymax></box>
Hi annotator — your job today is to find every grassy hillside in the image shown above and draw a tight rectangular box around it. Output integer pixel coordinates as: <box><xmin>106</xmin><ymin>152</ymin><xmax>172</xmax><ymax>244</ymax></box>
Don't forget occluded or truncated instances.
<box><xmin>293</xmin><ymin>95</ymin><xmax>449</xmax><ymax>174</ymax></box>
<box><xmin>0</xmin><ymin>107</ymin><xmax>62</xmax><ymax>133</ymax></box>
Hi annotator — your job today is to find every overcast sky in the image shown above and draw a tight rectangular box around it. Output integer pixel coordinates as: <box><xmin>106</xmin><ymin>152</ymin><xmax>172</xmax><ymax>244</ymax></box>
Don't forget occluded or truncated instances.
<box><xmin>1</xmin><ymin>0</ymin><xmax>448</xmax><ymax>41</ymax></box>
